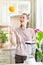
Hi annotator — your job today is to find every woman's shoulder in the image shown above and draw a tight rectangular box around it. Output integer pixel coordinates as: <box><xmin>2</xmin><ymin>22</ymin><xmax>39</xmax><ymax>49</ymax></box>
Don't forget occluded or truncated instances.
<box><xmin>15</xmin><ymin>27</ymin><xmax>20</xmax><ymax>31</ymax></box>
<box><xmin>26</xmin><ymin>28</ymin><xmax>34</xmax><ymax>31</ymax></box>
<box><xmin>26</xmin><ymin>28</ymin><xmax>35</xmax><ymax>34</ymax></box>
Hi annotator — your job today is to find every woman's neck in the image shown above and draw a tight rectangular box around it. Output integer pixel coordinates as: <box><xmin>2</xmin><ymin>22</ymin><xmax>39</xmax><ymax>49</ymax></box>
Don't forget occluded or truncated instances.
<box><xmin>20</xmin><ymin>24</ymin><xmax>26</xmax><ymax>29</ymax></box>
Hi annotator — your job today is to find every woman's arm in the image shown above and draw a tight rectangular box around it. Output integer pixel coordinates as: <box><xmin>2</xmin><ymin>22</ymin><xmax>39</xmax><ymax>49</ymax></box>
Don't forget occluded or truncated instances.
<box><xmin>10</xmin><ymin>28</ymin><xmax>21</xmax><ymax>46</ymax></box>
<box><xmin>11</xmin><ymin>32</ymin><xmax>17</xmax><ymax>46</ymax></box>
<box><xmin>10</xmin><ymin>27</ymin><xmax>17</xmax><ymax>47</ymax></box>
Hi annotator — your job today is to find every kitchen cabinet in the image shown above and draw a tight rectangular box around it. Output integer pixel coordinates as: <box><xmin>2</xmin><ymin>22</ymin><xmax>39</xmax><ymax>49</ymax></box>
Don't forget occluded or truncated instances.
<box><xmin>0</xmin><ymin>0</ymin><xmax>36</xmax><ymax>28</ymax></box>
<box><xmin>0</xmin><ymin>49</ymin><xmax>16</xmax><ymax>64</ymax></box>
<box><xmin>9</xmin><ymin>1</ymin><xmax>30</xmax><ymax>16</ymax></box>
<box><xmin>1</xmin><ymin>3</ymin><xmax>10</xmax><ymax>26</ymax></box>
<box><xmin>0</xmin><ymin>0</ymin><xmax>30</xmax><ymax>26</ymax></box>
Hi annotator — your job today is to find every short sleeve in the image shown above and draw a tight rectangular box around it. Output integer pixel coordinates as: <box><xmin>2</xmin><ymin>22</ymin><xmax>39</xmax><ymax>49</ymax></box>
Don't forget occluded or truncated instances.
<box><xmin>32</xmin><ymin>29</ymin><xmax>36</xmax><ymax>43</ymax></box>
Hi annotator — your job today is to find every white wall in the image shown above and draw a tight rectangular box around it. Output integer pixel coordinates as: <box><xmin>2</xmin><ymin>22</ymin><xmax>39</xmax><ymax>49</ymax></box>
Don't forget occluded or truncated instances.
<box><xmin>31</xmin><ymin>0</ymin><xmax>36</xmax><ymax>28</ymax></box>
<box><xmin>0</xmin><ymin>0</ymin><xmax>2</xmax><ymax>22</ymax></box>
<box><xmin>36</xmin><ymin>0</ymin><xmax>42</xmax><ymax>30</ymax></box>
<box><xmin>0</xmin><ymin>0</ymin><xmax>36</xmax><ymax>29</ymax></box>
<box><xmin>42</xmin><ymin>0</ymin><xmax>43</xmax><ymax>31</ymax></box>
<box><xmin>0</xmin><ymin>0</ymin><xmax>30</xmax><ymax>26</ymax></box>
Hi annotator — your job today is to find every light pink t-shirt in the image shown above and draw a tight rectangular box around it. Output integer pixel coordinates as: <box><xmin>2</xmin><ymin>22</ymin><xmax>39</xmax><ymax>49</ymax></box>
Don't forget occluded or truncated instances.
<box><xmin>12</xmin><ymin>27</ymin><xmax>35</xmax><ymax>56</ymax></box>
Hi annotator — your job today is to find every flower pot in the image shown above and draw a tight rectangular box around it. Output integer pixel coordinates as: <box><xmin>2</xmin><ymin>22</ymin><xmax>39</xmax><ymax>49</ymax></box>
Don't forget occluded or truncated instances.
<box><xmin>41</xmin><ymin>58</ymin><xmax>43</xmax><ymax>62</ymax></box>
<box><xmin>0</xmin><ymin>40</ymin><xmax>4</xmax><ymax>48</ymax></box>
<box><xmin>35</xmin><ymin>49</ymin><xmax>41</xmax><ymax>62</ymax></box>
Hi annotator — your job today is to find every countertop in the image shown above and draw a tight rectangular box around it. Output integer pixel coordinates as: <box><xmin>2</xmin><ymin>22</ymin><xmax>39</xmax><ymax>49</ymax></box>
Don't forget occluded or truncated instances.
<box><xmin>0</xmin><ymin>45</ymin><xmax>16</xmax><ymax>50</ymax></box>
<box><xmin>4</xmin><ymin>62</ymin><xmax>43</xmax><ymax>65</ymax></box>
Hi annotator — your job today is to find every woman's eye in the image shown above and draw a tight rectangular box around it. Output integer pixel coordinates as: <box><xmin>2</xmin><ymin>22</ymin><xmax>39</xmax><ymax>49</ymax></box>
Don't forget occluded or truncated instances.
<box><xmin>20</xmin><ymin>16</ymin><xmax>25</xmax><ymax>19</ymax></box>
<box><xmin>23</xmin><ymin>17</ymin><xmax>24</xmax><ymax>19</ymax></box>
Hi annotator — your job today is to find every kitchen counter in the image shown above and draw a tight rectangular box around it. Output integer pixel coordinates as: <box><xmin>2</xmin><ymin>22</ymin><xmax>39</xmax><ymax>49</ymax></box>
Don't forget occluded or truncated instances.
<box><xmin>0</xmin><ymin>45</ymin><xmax>16</xmax><ymax>50</ymax></box>
<box><xmin>0</xmin><ymin>49</ymin><xmax>43</xmax><ymax>65</ymax></box>
<box><xmin>4</xmin><ymin>62</ymin><xmax>43</xmax><ymax>65</ymax></box>
<box><xmin>4</xmin><ymin>59</ymin><xmax>43</xmax><ymax>65</ymax></box>
<box><xmin>4</xmin><ymin>58</ymin><xmax>43</xmax><ymax>65</ymax></box>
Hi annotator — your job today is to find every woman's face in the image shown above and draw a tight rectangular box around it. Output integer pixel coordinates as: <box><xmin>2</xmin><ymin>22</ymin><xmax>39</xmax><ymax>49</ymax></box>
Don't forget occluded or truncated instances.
<box><xmin>20</xmin><ymin>14</ymin><xmax>27</xmax><ymax>24</ymax></box>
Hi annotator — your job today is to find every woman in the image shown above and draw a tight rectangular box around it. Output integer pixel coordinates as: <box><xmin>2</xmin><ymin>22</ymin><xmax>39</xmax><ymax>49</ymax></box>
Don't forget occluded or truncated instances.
<box><xmin>11</xmin><ymin>13</ymin><xmax>35</xmax><ymax>63</ymax></box>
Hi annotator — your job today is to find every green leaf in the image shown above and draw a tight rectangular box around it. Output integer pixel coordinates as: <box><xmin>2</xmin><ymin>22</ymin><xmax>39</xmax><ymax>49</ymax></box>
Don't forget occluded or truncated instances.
<box><xmin>36</xmin><ymin>43</ymin><xmax>40</xmax><ymax>48</ymax></box>
<box><xmin>37</xmin><ymin>51</ymin><xmax>42</xmax><ymax>60</ymax></box>
<box><xmin>36</xmin><ymin>31</ymin><xmax>43</xmax><ymax>60</ymax></box>
<box><xmin>36</xmin><ymin>32</ymin><xmax>43</xmax><ymax>41</ymax></box>
<box><xmin>0</xmin><ymin>31</ymin><xmax>8</xmax><ymax>43</ymax></box>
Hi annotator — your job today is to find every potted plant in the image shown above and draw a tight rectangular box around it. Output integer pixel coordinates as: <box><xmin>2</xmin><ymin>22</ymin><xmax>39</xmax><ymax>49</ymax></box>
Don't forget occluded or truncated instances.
<box><xmin>0</xmin><ymin>31</ymin><xmax>8</xmax><ymax>48</ymax></box>
<box><xmin>35</xmin><ymin>31</ymin><xmax>43</xmax><ymax>62</ymax></box>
